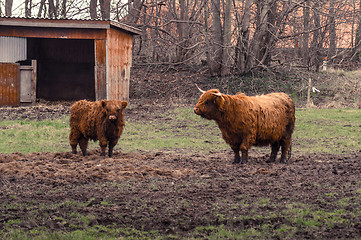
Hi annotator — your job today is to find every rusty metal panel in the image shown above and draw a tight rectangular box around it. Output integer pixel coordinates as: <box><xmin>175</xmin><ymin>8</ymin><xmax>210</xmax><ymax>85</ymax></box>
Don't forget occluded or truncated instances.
<box><xmin>0</xmin><ymin>63</ymin><xmax>20</xmax><ymax>106</ymax></box>
<box><xmin>0</xmin><ymin>36</ymin><xmax>27</xmax><ymax>63</ymax></box>
<box><xmin>0</xmin><ymin>26</ymin><xmax>107</xmax><ymax>40</ymax></box>
<box><xmin>95</xmin><ymin>39</ymin><xmax>107</xmax><ymax>100</ymax></box>
<box><xmin>107</xmin><ymin>28</ymin><xmax>133</xmax><ymax>101</ymax></box>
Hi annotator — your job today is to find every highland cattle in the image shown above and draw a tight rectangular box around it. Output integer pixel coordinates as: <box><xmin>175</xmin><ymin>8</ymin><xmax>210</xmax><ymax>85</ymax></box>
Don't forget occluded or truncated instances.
<box><xmin>69</xmin><ymin>100</ymin><xmax>128</xmax><ymax>157</ymax></box>
<box><xmin>194</xmin><ymin>85</ymin><xmax>295</xmax><ymax>164</ymax></box>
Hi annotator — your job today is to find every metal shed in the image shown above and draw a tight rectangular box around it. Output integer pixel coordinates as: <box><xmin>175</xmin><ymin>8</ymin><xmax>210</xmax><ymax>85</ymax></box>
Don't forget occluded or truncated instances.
<box><xmin>0</xmin><ymin>17</ymin><xmax>141</xmax><ymax>106</ymax></box>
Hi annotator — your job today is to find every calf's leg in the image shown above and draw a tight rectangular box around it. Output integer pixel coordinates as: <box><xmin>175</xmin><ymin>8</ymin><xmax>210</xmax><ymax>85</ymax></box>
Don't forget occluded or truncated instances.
<box><xmin>232</xmin><ymin>146</ymin><xmax>241</xmax><ymax>164</ymax></box>
<box><xmin>99</xmin><ymin>138</ymin><xmax>108</xmax><ymax>156</ymax></box>
<box><xmin>79</xmin><ymin>137</ymin><xmax>89</xmax><ymax>156</ymax></box>
<box><xmin>108</xmin><ymin>138</ymin><xmax>119</xmax><ymax>157</ymax></box>
<box><xmin>69</xmin><ymin>130</ymin><xmax>80</xmax><ymax>154</ymax></box>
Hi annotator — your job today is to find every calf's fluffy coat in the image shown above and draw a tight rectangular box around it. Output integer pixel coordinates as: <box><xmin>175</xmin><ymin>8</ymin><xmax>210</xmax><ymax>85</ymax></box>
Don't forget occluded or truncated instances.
<box><xmin>69</xmin><ymin>100</ymin><xmax>128</xmax><ymax>157</ymax></box>
<box><xmin>194</xmin><ymin>87</ymin><xmax>295</xmax><ymax>164</ymax></box>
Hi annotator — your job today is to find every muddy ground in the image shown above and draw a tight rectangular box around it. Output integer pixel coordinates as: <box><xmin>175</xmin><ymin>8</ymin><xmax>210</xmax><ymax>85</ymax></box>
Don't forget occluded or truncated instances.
<box><xmin>0</xmin><ymin>103</ymin><xmax>361</xmax><ymax>239</ymax></box>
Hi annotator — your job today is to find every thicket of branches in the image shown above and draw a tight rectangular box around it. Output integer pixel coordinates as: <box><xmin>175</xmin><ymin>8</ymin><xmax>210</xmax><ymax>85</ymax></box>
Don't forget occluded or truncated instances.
<box><xmin>2</xmin><ymin>0</ymin><xmax>361</xmax><ymax>75</ymax></box>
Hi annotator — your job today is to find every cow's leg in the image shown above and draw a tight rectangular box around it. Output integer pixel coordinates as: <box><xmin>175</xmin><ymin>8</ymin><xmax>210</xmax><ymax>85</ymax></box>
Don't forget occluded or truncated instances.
<box><xmin>239</xmin><ymin>141</ymin><xmax>251</xmax><ymax>164</ymax></box>
<box><xmin>69</xmin><ymin>130</ymin><xmax>80</xmax><ymax>154</ymax></box>
<box><xmin>99</xmin><ymin>138</ymin><xmax>108</xmax><ymax>156</ymax></box>
<box><xmin>79</xmin><ymin>137</ymin><xmax>89</xmax><ymax>156</ymax></box>
<box><xmin>280</xmin><ymin>138</ymin><xmax>292</xmax><ymax>163</ymax></box>
<box><xmin>267</xmin><ymin>141</ymin><xmax>280</xmax><ymax>163</ymax></box>
<box><xmin>240</xmin><ymin>149</ymin><xmax>248</xmax><ymax>164</ymax></box>
<box><xmin>108</xmin><ymin>138</ymin><xmax>119</xmax><ymax>157</ymax></box>
<box><xmin>231</xmin><ymin>145</ymin><xmax>241</xmax><ymax>164</ymax></box>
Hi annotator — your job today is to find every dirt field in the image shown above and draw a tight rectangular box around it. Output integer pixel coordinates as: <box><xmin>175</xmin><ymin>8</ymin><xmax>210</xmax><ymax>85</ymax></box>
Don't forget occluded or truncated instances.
<box><xmin>0</xmin><ymin>103</ymin><xmax>361</xmax><ymax>238</ymax></box>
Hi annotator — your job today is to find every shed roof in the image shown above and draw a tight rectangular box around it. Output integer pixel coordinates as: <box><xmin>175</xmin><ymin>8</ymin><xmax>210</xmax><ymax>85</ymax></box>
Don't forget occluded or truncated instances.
<box><xmin>0</xmin><ymin>17</ymin><xmax>142</xmax><ymax>35</ymax></box>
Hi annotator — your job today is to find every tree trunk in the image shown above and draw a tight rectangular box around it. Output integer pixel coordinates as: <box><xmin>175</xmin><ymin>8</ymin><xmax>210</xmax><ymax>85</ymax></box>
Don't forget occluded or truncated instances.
<box><xmin>353</xmin><ymin>0</ymin><xmax>361</xmax><ymax>60</ymax></box>
<box><xmin>175</xmin><ymin>0</ymin><xmax>188</xmax><ymax>63</ymax></box>
<box><xmin>328</xmin><ymin>0</ymin><xmax>336</xmax><ymax>62</ymax></box>
<box><xmin>250</xmin><ymin>0</ymin><xmax>271</xmax><ymax>70</ymax></box>
<box><xmin>90</xmin><ymin>0</ymin><xmax>97</xmax><ymax>19</ymax></box>
<box><xmin>5</xmin><ymin>0</ymin><xmax>13</xmax><ymax>16</ymax></box>
<box><xmin>99</xmin><ymin>0</ymin><xmax>110</xmax><ymax>20</ymax></box>
<box><xmin>204</xmin><ymin>0</ymin><xmax>213</xmax><ymax>74</ymax></box>
<box><xmin>126</xmin><ymin>0</ymin><xmax>144</xmax><ymax>25</ymax></box>
<box><xmin>211</xmin><ymin>0</ymin><xmax>223</xmax><ymax>74</ymax></box>
<box><xmin>221</xmin><ymin>0</ymin><xmax>232</xmax><ymax>76</ymax></box>
<box><xmin>25</xmin><ymin>0</ymin><xmax>32</xmax><ymax>17</ymax></box>
<box><xmin>48</xmin><ymin>0</ymin><xmax>56</xmax><ymax>18</ymax></box>
<box><xmin>302</xmin><ymin>0</ymin><xmax>310</xmax><ymax>69</ymax></box>
<box><xmin>61</xmin><ymin>0</ymin><xmax>67</xmax><ymax>18</ymax></box>
<box><xmin>238</xmin><ymin>0</ymin><xmax>253</xmax><ymax>73</ymax></box>
<box><xmin>311</xmin><ymin>2</ymin><xmax>321</xmax><ymax>71</ymax></box>
<box><xmin>38</xmin><ymin>0</ymin><xmax>46</xmax><ymax>17</ymax></box>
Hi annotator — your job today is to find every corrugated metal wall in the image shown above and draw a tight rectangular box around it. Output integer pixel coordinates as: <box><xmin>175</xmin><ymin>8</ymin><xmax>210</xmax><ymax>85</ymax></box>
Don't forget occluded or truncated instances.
<box><xmin>107</xmin><ymin>28</ymin><xmax>133</xmax><ymax>101</ymax></box>
<box><xmin>0</xmin><ymin>63</ymin><xmax>20</xmax><ymax>106</ymax></box>
<box><xmin>0</xmin><ymin>37</ymin><xmax>27</xmax><ymax>63</ymax></box>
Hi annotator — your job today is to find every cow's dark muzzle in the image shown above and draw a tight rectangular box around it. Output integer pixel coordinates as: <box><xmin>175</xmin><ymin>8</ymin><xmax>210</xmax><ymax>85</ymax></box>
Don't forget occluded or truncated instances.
<box><xmin>109</xmin><ymin>115</ymin><xmax>117</xmax><ymax>122</ymax></box>
<box><xmin>194</xmin><ymin>107</ymin><xmax>201</xmax><ymax>115</ymax></box>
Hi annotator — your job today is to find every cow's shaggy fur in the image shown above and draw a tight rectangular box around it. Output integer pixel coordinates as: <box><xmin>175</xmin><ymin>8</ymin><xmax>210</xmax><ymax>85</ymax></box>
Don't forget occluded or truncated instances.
<box><xmin>194</xmin><ymin>89</ymin><xmax>295</xmax><ymax>164</ymax></box>
<box><xmin>69</xmin><ymin>100</ymin><xmax>127</xmax><ymax>157</ymax></box>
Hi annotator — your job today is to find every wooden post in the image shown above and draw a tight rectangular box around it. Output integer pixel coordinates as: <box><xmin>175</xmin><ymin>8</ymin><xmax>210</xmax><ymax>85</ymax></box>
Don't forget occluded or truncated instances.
<box><xmin>31</xmin><ymin>60</ymin><xmax>37</xmax><ymax>104</ymax></box>
<box><xmin>306</xmin><ymin>78</ymin><xmax>314</xmax><ymax>108</ymax></box>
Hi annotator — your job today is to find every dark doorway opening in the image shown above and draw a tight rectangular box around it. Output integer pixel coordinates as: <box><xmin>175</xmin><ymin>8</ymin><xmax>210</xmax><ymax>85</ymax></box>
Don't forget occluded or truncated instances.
<box><xmin>27</xmin><ymin>38</ymin><xmax>95</xmax><ymax>101</ymax></box>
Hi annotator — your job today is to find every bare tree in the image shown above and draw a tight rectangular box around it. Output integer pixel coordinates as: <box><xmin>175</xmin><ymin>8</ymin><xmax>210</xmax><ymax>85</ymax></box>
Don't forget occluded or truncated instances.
<box><xmin>126</xmin><ymin>0</ymin><xmax>144</xmax><ymax>25</ymax></box>
<box><xmin>5</xmin><ymin>0</ymin><xmax>13</xmax><ymax>16</ymax></box>
<box><xmin>99</xmin><ymin>0</ymin><xmax>110</xmax><ymax>19</ymax></box>
<box><xmin>311</xmin><ymin>1</ymin><xmax>321</xmax><ymax>71</ymax></box>
<box><xmin>90</xmin><ymin>0</ymin><xmax>97</xmax><ymax>19</ymax></box>
<box><xmin>48</xmin><ymin>0</ymin><xmax>56</xmax><ymax>18</ymax></box>
<box><xmin>222</xmin><ymin>0</ymin><xmax>232</xmax><ymax>76</ymax></box>
<box><xmin>25</xmin><ymin>0</ymin><xmax>32</xmax><ymax>17</ymax></box>
<box><xmin>302</xmin><ymin>0</ymin><xmax>310</xmax><ymax>69</ymax></box>
<box><xmin>328</xmin><ymin>0</ymin><xmax>337</xmax><ymax>61</ymax></box>
<box><xmin>235</xmin><ymin>0</ymin><xmax>254</xmax><ymax>74</ymax></box>
<box><xmin>353</xmin><ymin>0</ymin><xmax>361</xmax><ymax>60</ymax></box>
<box><xmin>209</xmin><ymin>0</ymin><xmax>223</xmax><ymax>74</ymax></box>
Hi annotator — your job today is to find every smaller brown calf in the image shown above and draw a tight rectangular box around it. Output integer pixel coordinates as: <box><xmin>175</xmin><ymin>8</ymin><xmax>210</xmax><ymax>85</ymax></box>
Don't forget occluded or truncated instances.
<box><xmin>69</xmin><ymin>99</ymin><xmax>128</xmax><ymax>157</ymax></box>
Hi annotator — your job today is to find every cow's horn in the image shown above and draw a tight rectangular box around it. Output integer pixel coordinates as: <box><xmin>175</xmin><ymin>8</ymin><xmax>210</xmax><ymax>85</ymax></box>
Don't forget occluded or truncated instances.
<box><xmin>195</xmin><ymin>84</ymin><xmax>206</xmax><ymax>93</ymax></box>
<box><xmin>212</xmin><ymin>92</ymin><xmax>222</xmax><ymax>97</ymax></box>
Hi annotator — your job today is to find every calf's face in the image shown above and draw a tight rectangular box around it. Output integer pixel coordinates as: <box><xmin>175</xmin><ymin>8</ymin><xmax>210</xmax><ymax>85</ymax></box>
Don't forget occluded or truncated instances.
<box><xmin>101</xmin><ymin>100</ymin><xmax>128</xmax><ymax>122</ymax></box>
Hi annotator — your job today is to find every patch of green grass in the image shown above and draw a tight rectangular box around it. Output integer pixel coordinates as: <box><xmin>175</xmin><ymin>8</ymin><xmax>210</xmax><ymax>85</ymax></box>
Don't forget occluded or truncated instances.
<box><xmin>0</xmin><ymin>227</ymin><xmax>164</xmax><ymax>240</ymax></box>
<box><xmin>119</xmin><ymin>107</ymin><xmax>228</xmax><ymax>153</ymax></box>
<box><xmin>294</xmin><ymin>108</ymin><xmax>361</xmax><ymax>154</ymax></box>
<box><xmin>0</xmin><ymin>117</ymin><xmax>71</xmax><ymax>153</ymax></box>
<box><xmin>0</xmin><ymin>107</ymin><xmax>359</xmax><ymax>155</ymax></box>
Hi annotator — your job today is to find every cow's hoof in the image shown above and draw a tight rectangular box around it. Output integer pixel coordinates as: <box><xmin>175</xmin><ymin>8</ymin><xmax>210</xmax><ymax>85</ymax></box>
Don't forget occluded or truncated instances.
<box><xmin>240</xmin><ymin>159</ymin><xmax>248</xmax><ymax>164</ymax></box>
<box><xmin>280</xmin><ymin>158</ymin><xmax>288</xmax><ymax>164</ymax></box>
<box><xmin>72</xmin><ymin>150</ymin><xmax>77</xmax><ymax>154</ymax></box>
<box><xmin>233</xmin><ymin>157</ymin><xmax>241</xmax><ymax>164</ymax></box>
<box><xmin>100</xmin><ymin>152</ymin><xmax>106</xmax><ymax>157</ymax></box>
<box><xmin>266</xmin><ymin>158</ymin><xmax>276</xmax><ymax>163</ymax></box>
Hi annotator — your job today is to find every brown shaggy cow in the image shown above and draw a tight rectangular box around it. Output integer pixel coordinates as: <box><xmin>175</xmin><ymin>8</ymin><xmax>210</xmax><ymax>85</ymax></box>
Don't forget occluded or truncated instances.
<box><xmin>69</xmin><ymin>99</ymin><xmax>128</xmax><ymax>157</ymax></box>
<box><xmin>194</xmin><ymin>85</ymin><xmax>295</xmax><ymax>164</ymax></box>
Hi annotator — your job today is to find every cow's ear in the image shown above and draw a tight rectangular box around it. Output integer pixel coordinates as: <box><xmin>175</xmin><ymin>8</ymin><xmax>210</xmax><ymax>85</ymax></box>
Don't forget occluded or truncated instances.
<box><xmin>101</xmin><ymin>100</ymin><xmax>107</xmax><ymax>108</ymax></box>
<box><xmin>215</xmin><ymin>95</ymin><xmax>225</xmax><ymax>112</ymax></box>
<box><xmin>121</xmin><ymin>101</ymin><xmax>128</xmax><ymax>109</ymax></box>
